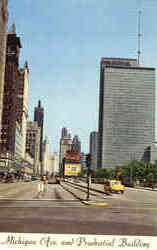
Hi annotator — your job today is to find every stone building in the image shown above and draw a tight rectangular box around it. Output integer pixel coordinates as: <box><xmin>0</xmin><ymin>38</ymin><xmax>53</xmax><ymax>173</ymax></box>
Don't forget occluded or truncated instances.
<box><xmin>0</xmin><ymin>24</ymin><xmax>29</xmax><ymax>170</ymax></box>
<box><xmin>26</xmin><ymin>121</ymin><xmax>41</xmax><ymax>175</ymax></box>
<box><xmin>42</xmin><ymin>136</ymin><xmax>49</xmax><ymax>175</ymax></box>
<box><xmin>0</xmin><ymin>0</ymin><xmax>8</xmax><ymax>133</ymax></box>
<box><xmin>0</xmin><ymin>25</ymin><xmax>22</xmax><ymax>167</ymax></box>
<box><xmin>34</xmin><ymin>100</ymin><xmax>44</xmax><ymax>162</ymax></box>
<box><xmin>71</xmin><ymin>135</ymin><xmax>81</xmax><ymax>154</ymax></box>
<box><xmin>59</xmin><ymin>127</ymin><xmax>72</xmax><ymax>170</ymax></box>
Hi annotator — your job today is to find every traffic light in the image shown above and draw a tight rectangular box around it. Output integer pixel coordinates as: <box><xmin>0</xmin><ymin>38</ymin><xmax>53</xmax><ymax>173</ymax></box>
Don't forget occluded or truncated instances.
<box><xmin>86</xmin><ymin>154</ymin><xmax>91</xmax><ymax>167</ymax></box>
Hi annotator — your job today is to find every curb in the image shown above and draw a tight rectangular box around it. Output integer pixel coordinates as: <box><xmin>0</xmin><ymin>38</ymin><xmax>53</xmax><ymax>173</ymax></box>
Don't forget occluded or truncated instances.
<box><xmin>81</xmin><ymin>200</ymin><xmax>109</xmax><ymax>207</ymax></box>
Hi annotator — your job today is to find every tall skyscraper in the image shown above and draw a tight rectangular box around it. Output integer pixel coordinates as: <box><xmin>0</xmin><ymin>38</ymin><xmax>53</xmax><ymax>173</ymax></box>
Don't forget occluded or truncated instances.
<box><xmin>61</xmin><ymin>127</ymin><xmax>68</xmax><ymax>138</ymax></box>
<box><xmin>98</xmin><ymin>58</ymin><xmax>155</xmax><ymax>169</ymax></box>
<box><xmin>59</xmin><ymin>127</ymin><xmax>72</xmax><ymax>169</ymax></box>
<box><xmin>90</xmin><ymin>131</ymin><xmax>98</xmax><ymax>171</ymax></box>
<box><xmin>0</xmin><ymin>25</ymin><xmax>22</xmax><ymax>160</ymax></box>
<box><xmin>0</xmin><ymin>0</ymin><xmax>8</xmax><ymax>133</ymax></box>
<box><xmin>34</xmin><ymin>100</ymin><xmax>44</xmax><ymax>162</ymax></box>
<box><xmin>0</xmin><ymin>24</ymin><xmax>29</xmax><ymax>171</ymax></box>
<box><xmin>17</xmin><ymin>61</ymin><xmax>29</xmax><ymax>158</ymax></box>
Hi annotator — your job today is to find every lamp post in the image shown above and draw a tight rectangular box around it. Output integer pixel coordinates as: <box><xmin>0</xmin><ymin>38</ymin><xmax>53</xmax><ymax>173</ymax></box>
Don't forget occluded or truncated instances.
<box><xmin>86</xmin><ymin>154</ymin><xmax>91</xmax><ymax>200</ymax></box>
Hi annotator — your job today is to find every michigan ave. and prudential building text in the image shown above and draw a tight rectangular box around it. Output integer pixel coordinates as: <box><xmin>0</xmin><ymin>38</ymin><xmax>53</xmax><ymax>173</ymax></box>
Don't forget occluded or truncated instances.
<box><xmin>98</xmin><ymin>58</ymin><xmax>155</xmax><ymax>169</ymax></box>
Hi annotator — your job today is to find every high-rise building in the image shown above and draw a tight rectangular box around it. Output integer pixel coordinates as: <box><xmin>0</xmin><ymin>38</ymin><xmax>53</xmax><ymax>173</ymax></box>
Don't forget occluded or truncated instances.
<box><xmin>61</xmin><ymin>127</ymin><xmax>68</xmax><ymax>138</ymax></box>
<box><xmin>98</xmin><ymin>57</ymin><xmax>155</xmax><ymax>169</ymax></box>
<box><xmin>0</xmin><ymin>0</ymin><xmax>8</xmax><ymax>133</ymax></box>
<box><xmin>17</xmin><ymin>62</ymin><xmax>29</xmax><ymax>158</ymax></box>
<box><xmin>0</xmin><ymin>24</ymin><xmax>29</xmax><ymax>171</ymax></box>
<box><xmin>89</xmin><ymin>131</ymin><xmax>98</xmax><ymax>171</ymax></box>
<box><xmin>59</xmin><ymin>127</ymin><xmax>72</xmax><ymax>169</ymax></box>
<box><xmin>0</xmin><ymin>25</ymin><xmax>22</xmax><ymax>166</ymax></box>
<box><xmin>42</xmin><ymin>136</ymin><xmax>49</xmax><ymax>175</ymax></box>
<box><xmin>71</xmin><ymin>135</ymin><xmax>81</xmax><ymax>154</ymax></box>
<box><xmin>34</xmin><ymin>100</ymin><xmax>44</xmax><ymax>162</ymax></box>
<box><xmin>26</xmin><ymin>121</ymin><xmax>41</xmax><ymax>175</ymax></box>
<box><xmin>47</xmin><ymin>152</ymin><xmax>59</xmax><ymax>175</ymax></box>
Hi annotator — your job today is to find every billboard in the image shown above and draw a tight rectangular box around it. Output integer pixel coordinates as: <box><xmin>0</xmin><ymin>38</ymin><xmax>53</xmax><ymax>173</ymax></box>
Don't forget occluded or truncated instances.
<box><xmin>64</xmin><ymin>163</ymin><xmax>82</xmax><ymax>176</ymax></box>
<box><xmin>65</xmin><ymin>152</ymin><xmax>82</xmax><ymax>162</ymax></box>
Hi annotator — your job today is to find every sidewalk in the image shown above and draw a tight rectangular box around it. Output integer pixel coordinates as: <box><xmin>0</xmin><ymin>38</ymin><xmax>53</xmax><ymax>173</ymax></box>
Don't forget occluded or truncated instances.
<box><xmin>77</xmin><ymin>181</ymin><xmax>157</xmax><ymax>193</ymax></box>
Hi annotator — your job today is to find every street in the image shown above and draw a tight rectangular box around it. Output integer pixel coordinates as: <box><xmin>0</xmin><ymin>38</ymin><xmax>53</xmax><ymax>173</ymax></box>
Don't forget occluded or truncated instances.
<box><xmin>0</xmin><ymin>181</ymin><xmax>156</xmax><ymax>236</ymax></box>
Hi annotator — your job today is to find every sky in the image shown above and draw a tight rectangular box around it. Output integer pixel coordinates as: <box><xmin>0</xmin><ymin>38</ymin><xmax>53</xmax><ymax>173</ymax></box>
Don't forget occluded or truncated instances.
<box><xmin>8</xmin><ymin>0</ymin><xmax>157</xmax><ymax>153</ymax></box>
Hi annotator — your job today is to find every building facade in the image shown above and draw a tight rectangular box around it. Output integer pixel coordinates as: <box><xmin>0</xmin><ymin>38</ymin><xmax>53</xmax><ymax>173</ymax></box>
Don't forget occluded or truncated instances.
<box><xmin>71</xmin><ymin>135</ymin><xmax>81</xmax><ymax>154</ymax></box>
<box><xmin>98</xmin><ymin>58</ymin><xmax>155</xmax><ymax>169</ymax></box>
<box><xmin>42</xmin><ymin>136</ymin><xmax>49</xmax><ymax>175</ymax></box>
<box><xmin>17</xmin><ymin>62</ymin><xmax>29</xmax><ymax>158</ymax></box>
<box><xmin>59</xmin><ymin>127</ymin><xmax>72</xmax><ymax>170</ymax></box>
<box><xmin>26</xmin><ymin>121</ymin><xmax>41</xmax><ymax>175</ymax></box>
<box><xmin>0</xmin><ymin>0</ymin><xmax>8</xmax><ymax>133</ymax></box>
<box><xmin>89</xmin><ymin>131</ymin><xmax>98</xmax><ymax>171</ymax></box>
<box><xmin>0</xmin><ymin>25</ymin><xmax>22</xmax><ymax>167</ymax></box>
<box><xmin>14</xmin><ymin>121</ymin><xmax>23</xmax><ymax>164</ymax></box>
<box><xmin>47</xmin><ymin>153</ymin><xmax>59</xmax><ymax>176</ymax></box>
<box><xmin>34</xmin><ymin>100</ymin><xmax>44</xmax><ymax>162</ymax></box>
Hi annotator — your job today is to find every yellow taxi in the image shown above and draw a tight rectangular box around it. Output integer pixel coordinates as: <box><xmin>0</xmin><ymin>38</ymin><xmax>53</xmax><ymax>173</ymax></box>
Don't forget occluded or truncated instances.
<box><xmin>104</xmin><ymin>179</ymin><xmax>125</xmax><ymax>194</ymax></box>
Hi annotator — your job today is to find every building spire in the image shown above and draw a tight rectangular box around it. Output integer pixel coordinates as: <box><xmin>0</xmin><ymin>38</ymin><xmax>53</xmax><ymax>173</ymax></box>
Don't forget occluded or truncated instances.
<box><xmin>38</xmin><ymin>100</ymin><xmax>41</xmax><ymax>108</ymax></box>
<box><xmin>12</xmin><ymin>23</ymin><xmax>16</xmax><ymax>34</ymax></box>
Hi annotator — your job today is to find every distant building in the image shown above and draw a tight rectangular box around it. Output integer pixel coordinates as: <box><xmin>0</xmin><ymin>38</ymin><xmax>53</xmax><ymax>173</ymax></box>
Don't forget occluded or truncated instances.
<box><xmin>42</xmin><ymin>136</ymin><xmax>49</xmax><ymax>175</ymax></box>
<box><xmin>26</xmin><ymin>121</ymin><xmax>41</xmax><ymax>175</ymax></box>
<box><xmin>47</xmin><ymin>153</ymin><xmax>59</xmax><ymax>176</ymax></box>
<box><xmin>98</xmin><ymin>57</ymin><xmax>156</xmax><ymax>169</ymax></box>
<box><xmin>0</xmin><ymin>0</ymin><xmax>8</xmax><ymax>133</ymax></box>
<box><xmin>89</xmin><ymin>132</ymin><xmax>98</xmax><ymax>171</ymax></box>
<box><xmin>34</xmin><ymin>100</ymin><xmax>44</xmax><ymax>162</ymax></box>
<box><xmin>61</xmin><ymin>127</ymin><xmax>68</xmax><ymax>138</ymax></box>
<box><xmin>71</xmin><ymin>135</ymin><xmax>81</xmax><ymax>154</ymax></box>
<box><xmin>80</xmin><ymin>152</ymin><xmax>86</xmax><ymax>171</ymax></box>
<box><xmin>59</xmin><ymin>127</ymin><xmax>72</xmax><ymax>170</ymax></box>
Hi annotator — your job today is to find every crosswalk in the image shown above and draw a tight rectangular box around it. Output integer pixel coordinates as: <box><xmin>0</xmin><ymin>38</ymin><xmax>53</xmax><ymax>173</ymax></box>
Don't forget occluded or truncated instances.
<box><xmin>0</xmin><ymin>199</ymin><xmax>85</xmax><ymax>207</ymax></box>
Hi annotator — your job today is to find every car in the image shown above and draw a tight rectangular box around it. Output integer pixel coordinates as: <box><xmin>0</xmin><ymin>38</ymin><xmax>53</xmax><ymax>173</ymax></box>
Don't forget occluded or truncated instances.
<box><xmin>104</xmin><ymin>179</ymin><xmax>125</xmax><ymax>194</ymax></box>
<box><xmin>31</xmin><ymin>176</ymin><xmax>39</xmax><ymax>181</ymax></box>
<box><xmin>5</xmin><ymin>177</ymin><xmax>16</xmax><ymax>183</ymax></box>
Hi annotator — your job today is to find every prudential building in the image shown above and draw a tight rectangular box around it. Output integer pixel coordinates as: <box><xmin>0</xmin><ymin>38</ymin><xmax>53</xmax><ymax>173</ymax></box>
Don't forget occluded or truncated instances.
<box><xmin>98</xmin><ymin>58</ymin><xmax>156</xmax><ymax>169</ymax></box>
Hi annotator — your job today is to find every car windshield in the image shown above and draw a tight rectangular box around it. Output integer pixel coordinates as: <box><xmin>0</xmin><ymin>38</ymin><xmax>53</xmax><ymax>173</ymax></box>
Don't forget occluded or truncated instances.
<box><xmin>111</xmin><ymin>181</ymin><xmax>121</xmax><ymax>185</ymax></box>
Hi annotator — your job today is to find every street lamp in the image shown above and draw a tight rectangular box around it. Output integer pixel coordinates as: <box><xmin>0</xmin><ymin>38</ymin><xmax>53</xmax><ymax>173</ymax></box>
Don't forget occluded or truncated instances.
<box><xmin>86</xmin><ymin>154</ymin><xmax>91</xmax><ymax>200</ymax></box>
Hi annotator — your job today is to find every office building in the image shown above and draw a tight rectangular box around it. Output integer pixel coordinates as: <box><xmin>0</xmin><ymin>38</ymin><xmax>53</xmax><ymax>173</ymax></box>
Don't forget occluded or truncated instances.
<box><xmin>47</xmin><ymin>153</ymin><xmax>59</xmax><ymax>176</ymax></box>
<box><xmin>34</xmin><ymin>100</ymin><xmax>44</xmax><ymax>162</ymax></box>
<box><xmin>26</xmin><ymin>121</ymin><xmax>41</xmax><ymax>175</ymax></box>
<box><xmin>98</xmin><ymin>58</ymin><xmax>155</xmax><ymax>169</ymax></box>
<box><xmin>17</xmin><ymin>62</ymin><xmax>29</xmax><ymax>158</ymax></box>
<box><xmin>0</xmin><ymin>0</ymin><xmax>8</xmax><ymax>133</ymax></box>
<box><xmin>0</xmin><ymin>25</ymin><xmax>29</xmax><ymax>170</ymax></box>
<box><xmin>71</xmin><ymin>135</ymin><xmax>81</xmax><ymax>154</ymax></box>
<box><xmin>42</xmin><ymin>136</ymin><xmax>49</xmax><ymax>175</ymax></box>
<box><xmin>59</xmin><ymin>127</ymin><xmax>72</xmax><ymax>169</ymax></box>
<box><xmin>90</xmin><ymin>131</ymin><xmax>98</xmax><ymax>171</ymax></box>
<box><xmin>0</xmin><ymin>25</ymin><xmax>22</xmax><ymax>167</ymax></box>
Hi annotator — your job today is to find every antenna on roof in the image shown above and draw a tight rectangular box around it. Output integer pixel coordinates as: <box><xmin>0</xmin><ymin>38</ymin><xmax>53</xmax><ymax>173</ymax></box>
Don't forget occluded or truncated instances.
<box><xmin>137</xmin><ymin>10</ymin><xmax>142</xmax><ymax>65</ymax></box>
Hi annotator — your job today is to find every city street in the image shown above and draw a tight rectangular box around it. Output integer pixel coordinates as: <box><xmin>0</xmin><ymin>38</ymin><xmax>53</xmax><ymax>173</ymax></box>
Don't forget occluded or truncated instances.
<box><xmin>0</xmin><ymin>181</ymin><xmax>156</xmax><ymax>236</ymax></box>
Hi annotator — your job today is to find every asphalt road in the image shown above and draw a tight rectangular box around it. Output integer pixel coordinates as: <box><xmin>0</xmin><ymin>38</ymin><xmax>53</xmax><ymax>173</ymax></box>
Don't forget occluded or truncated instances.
<box><xmin>0</xmin><ymin>181</ymin><xmax>156</xmax><ymax>236</ymax></box>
